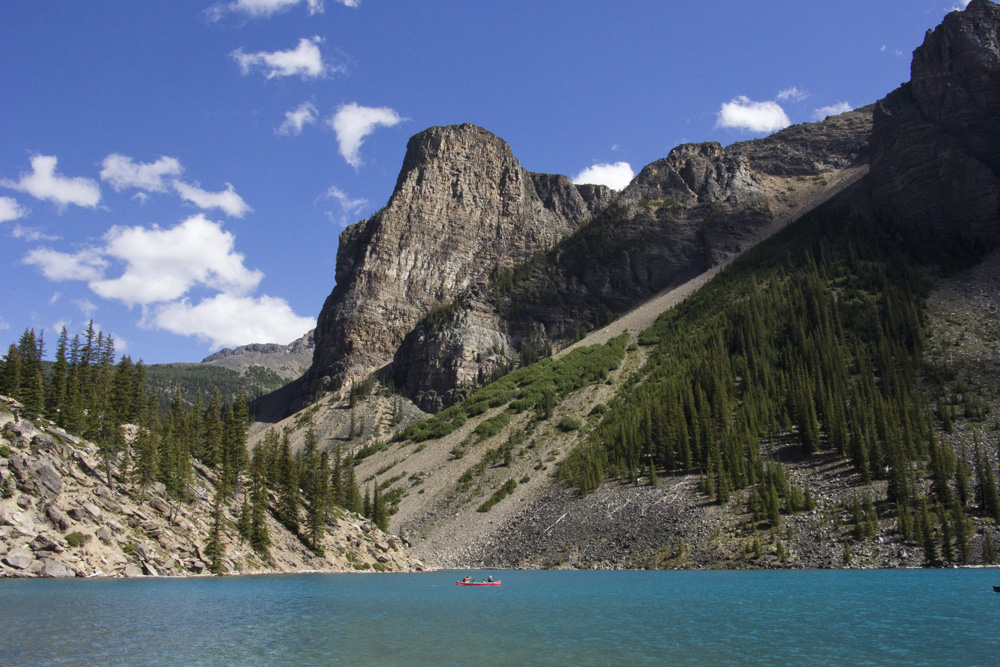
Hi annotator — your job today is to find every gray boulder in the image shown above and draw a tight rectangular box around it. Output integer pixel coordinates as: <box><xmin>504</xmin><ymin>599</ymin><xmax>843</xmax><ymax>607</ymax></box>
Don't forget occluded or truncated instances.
<box><xmin>123</xmin><ymin>563</ymin><xmax>144</xmax><ymax>577</ymax></box>
<box><xmin>47</xmin><ymin>504</ymin><xmax>72</xmax><ymax>531</ymax></box>
<box><xmin>40</xmin><ymin>559</ymin><xmax>76</xmax><ymax>578</ymax></box>
<box><xmin>3</xmin><ymin>548</ymin><xmax>35</xmax><ymax>570</ymax></box>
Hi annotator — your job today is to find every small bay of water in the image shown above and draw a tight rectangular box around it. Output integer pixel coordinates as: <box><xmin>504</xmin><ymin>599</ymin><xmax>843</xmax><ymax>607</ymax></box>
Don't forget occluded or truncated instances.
<box><xmin>1</xmin><ymin>568</ymin><xmax>998</xmax><ymax>666</ymax></box>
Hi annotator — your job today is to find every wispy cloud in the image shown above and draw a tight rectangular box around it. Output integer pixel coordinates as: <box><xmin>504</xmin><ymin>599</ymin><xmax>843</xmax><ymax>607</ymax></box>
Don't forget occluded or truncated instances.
<box><xmin>9</xmin><ymin>224</ymin><xmax>59</xmax><ymax>242</ymax></box>
<box><xmin>277</xmin><ymin>101</ymin><xmax>318</xmax><ymax>136</ymax></box>
<box><xmin>0</xmin><ymin>196</ymin><xmax>28</xmax><ymax>223</ymax></box>
<box><xmin>223</xmin><ymin>0</ymin><xmax>325</xmax><ymax>19</ymax></box>
<box><xmin>323</xmin><ymin>185</ymin><xmax>368</xmax><ymax>215</ymax></box>
<box><xmin>812</xmin><ymin>101</ymin><xmax>853</xmax><ymax>121</ymax></box>
<box><xmin>322</xmin><ymin>185</ymin><xmax>368</xmax><ymax>226</ymax></box>
<box><xmin>75</xmin><ymin>299</ymin><xmax>98</xmax><ymax>317</ymax></box>
<box><xmin>327</xmin><ymin>103</ymin><xmax>406</xmax><ymax>168</ymax></box>
<box><xmin>716</xmin><ymin>96</ymin><xmax>790</xmax><ymax>134</ymax></box>
<box><xmin>1</xmin><ymin>154</ymin><xmax>101</xmax><ymax>210</ymax></box>
<box><xmin>777</xmin><ymin>87</ymin><xmax>808</xmax><ymax>103</ymax></box>
<box><xmin>572</xmin><ymin>162</ymin><xmax>634</xmax><ymax>191</ymax></box>
<box><xmin>100</xmin><ymin>154</ymin><xmax>183</xmax><ymax>193</ymax></box>
<box><xmin>232</xmin><ymin>36</ymin><xmax>338</xmax><ymax>79</ymax></box>
<box><xmin>173</xmin><ymin>181</ymin><xmax>252</xmax><ymax>218</ymax></box>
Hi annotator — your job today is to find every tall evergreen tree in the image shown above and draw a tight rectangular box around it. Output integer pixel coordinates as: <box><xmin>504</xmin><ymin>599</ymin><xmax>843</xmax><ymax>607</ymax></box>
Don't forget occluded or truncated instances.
<box><xmin>204</xmin><ymin>489</ymin><xmax>227</xmax><ymax>575</ymax></box>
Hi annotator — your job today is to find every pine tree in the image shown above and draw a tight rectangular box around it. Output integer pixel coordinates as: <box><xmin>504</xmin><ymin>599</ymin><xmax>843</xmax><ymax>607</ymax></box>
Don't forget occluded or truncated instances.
<box><xmin>203</xmin><ymin>388</ymin><xmax>223</xmax><ymax>467</ymax></box>
<box><xmin>205</xmin><ymin>488</ymin><xmax>227</xmax><ymax>575</ymax></box>
<box><xmin>920</xmin><ymin>500</ymin><xmax>938</xmax><ymax>567</ymax></box>
<box><xmin>237</xmin><ymin>496</ymin><xmax>253</xmax><ymax>543</ymax></box>
<box><xmin>46</xmin><ymin>327</ymin><xmax>69</xmax><ymax>421</ymax></box>
<box><xmin>983</xmin><ymin>530</ymin><xmax>998</xmax><ymax>565</ymax></box>
<box><xmin>278</xmin><ymin>432</ymin><xmax>299</xmax><ymax>533</ymax></box>
<box><xmin>373</xmin><ymin>483</ymin><xmax>388</xmax><ymax>532</ymax></box>
<box><xmin>307</xmin><ymin>452</ymin><xmax>329</xmax><ymax>556</ymax></box>
<box><xmin>951</xmin><ymin>504</ymin><xmax>970</xmax><ymax>564</ymax></box>
<box><xmin>974</xmin><ymin>443</ymin><xmax>1000</xmax><ymax>522</ymax></box>
<box><xmin>249</xmin><ymin>445</ymin><xmax>271</xmax><ymax>556</ymax></box>
<box><xmin>344</xmin><ymin>455</ymin><xmax>363</xmax><ymax>515</ymax></box>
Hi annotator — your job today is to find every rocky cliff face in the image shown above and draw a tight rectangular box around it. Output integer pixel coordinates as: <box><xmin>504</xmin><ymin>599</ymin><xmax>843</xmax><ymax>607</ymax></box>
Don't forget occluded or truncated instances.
<box><xmin>306</xmin><ymin>124</ymin><xmax>612</xmax><ymax>399</ymax></box>
<box><xmin>870</xmin><ymin>0</ymin><xmax>1000</xmax><ymax>249</ymax></box>
<box><xmin>0</xmin><ymin>406</ymin><xmax>424</xmax><ymax>578</ymax></box>
<box><xmin>382</xmin><ymin>110</ymin><xmax>872</xmax><ymax>412</ymax></box>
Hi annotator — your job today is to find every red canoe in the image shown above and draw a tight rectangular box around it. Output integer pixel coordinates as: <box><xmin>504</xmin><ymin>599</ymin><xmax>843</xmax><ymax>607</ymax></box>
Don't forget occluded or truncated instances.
<box><xmin>456</xmin><ymin>580</ymin><xmax>501</xmax><ymax>586</ymax></box>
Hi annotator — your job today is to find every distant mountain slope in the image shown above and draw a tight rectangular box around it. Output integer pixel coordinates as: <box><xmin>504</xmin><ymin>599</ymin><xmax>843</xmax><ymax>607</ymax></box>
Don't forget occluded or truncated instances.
<box><xmin>200</xmin><ymin>330</ymin><xmax>314</xmax><ymax>381</ymax></box>
<box><xmin>146</xmin><ymin>330</ymin><xmax>314</xmax><ymax>409</ymax></box>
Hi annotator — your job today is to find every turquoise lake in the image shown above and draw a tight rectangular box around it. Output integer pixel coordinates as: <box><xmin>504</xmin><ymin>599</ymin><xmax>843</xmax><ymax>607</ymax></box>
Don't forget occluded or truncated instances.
<box><xmin>1</xmin><ymin>569</ymin><xmax>998</xmax><ymax>666</ymax></box>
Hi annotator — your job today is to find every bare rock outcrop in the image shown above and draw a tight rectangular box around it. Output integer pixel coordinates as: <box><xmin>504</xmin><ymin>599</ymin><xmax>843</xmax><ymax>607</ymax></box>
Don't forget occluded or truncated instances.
<box><xmin>306</xmin><ymin>124</ymin><xmax>612</xmax><ymax>398</ymax></box>
<box><xmin>0</xmin><ymin>405</ymin><xmax>425</xmax><ymax>578</ymax></box>
<box><xmin>870</xmin><ymin>0</ymin><xmax>1000</xmax><ymax>249</ymax></box>
<box><xmin>390</xmin><ymin>297</ymin><xmax>516</xmax><ymax>413</ymax></box>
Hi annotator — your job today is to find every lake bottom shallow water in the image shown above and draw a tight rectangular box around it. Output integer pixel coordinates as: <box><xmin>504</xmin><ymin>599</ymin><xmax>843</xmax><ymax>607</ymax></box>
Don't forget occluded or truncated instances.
<box><xmin>1</xmin><ymin>568</ymin><xmax>998</xmax><ymax>666</ymax></box>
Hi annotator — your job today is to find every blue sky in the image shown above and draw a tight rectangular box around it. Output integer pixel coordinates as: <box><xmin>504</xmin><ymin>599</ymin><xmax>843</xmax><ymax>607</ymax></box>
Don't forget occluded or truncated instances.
<box><xmin>0</xmin><ymin>0</ymin><xmax>974</xmax><ymax>364</ymax></box>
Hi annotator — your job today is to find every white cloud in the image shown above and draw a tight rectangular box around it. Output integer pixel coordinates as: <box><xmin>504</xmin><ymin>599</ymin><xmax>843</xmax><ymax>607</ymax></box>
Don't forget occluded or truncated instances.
<box><xmin>0</xmin><ymin>317</ymin><xmax>9</xmax><ymax>332</ymax></box>
<box><xmin>9</xmin><ymin>224</ymin><xmax>59</xmax><ymax>242</ymax></box>
<box><xmin>328</xmin><ymin>103</ymin><xmax>406</xmax><ymax>168</ymax></box>
<box><xmin>572</xmin><ymin>162</ymin><xmax>634</xmax><ymax>191</ymax></box>
<box><xmin>90</xmin><ymin>214</ymin><xmax>263</xmax><ymax>306</ymax></box>
<box><xmin>323</xmin><ymin>186</ymin><xmax>368</xmax><ymax>215</ymax></box>
<box><xmin>231</xmin><ymin>36</ymin><xmax>337</xmax><ymax>80</ymax></box>
<box><xmin>173</xmin><ymin>181</ymin><xmax>252</xmax><ymax>217</ymax></box>
<box><xmin>49</xmin><ymin>293</ymin><xmax>62</xmax><ymax>306</ymax></box>
<box><xmin>100</xmin><ymin>154</ymin><xmax>183</xmax><ymax>193</ymax></box>
<box><xmin>150</xmin><ymin>293</ymin><xmax>314</xmax><ymax>349</ymax></box>
<box><xmin>1</xmin><ymin>154</ymin><xmax>101</xmax><ymax>210</ymax></box>
<box><xmin>716</xmin><ymin>96</ymin><xmax>791</xmax><ymax>134</ymax></box>
<box><xmin>777</xmin><ymin>87</ymin><xmax>808</xmax><ymax>103</ymax></box>
<box><xmin>75</xmin><ymin>299</ymin><xmax>98</xmax><ymax>317</ymax></box>
<box><xmin>812</xmin><ymin>101</ymin><xmax>854</xmax><ymax>121</ymax></box>
<box><xmin>277</xmin><ymin>101</ymin><xmax>318</xmax><ymax>136</ymax></box>
<box><xmin>22</xmin><ymin>247</ymin><xmax>108</xmax><ymax>282</ymax></box>
<box><xmin>225</xmin><ymin>0</ymin><xmax>325</xmax><ymax>18</ymax></box>
<box><xmin>0</xmin><ymin>196</ymin><xmax>28</xmax><ymax>223</ymax></box>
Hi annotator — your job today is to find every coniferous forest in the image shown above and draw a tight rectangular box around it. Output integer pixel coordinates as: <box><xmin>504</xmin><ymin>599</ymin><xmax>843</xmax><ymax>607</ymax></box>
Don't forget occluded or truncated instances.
<box><xmin>0</xmin><ymin>323</ymin><xmax>385</xmax><ymax>569</ymax></box>
<box><xmin>554</xmin><ymin>203</ymin><xmax>998</xmax><ymax>565</ymax></box>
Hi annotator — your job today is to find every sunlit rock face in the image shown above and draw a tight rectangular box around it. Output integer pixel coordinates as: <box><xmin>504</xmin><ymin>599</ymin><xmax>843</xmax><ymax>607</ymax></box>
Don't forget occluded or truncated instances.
<box><xmin>306</xmin><ymin>124</ymin><xmax>612</xmax><ymax>397</ymax></box>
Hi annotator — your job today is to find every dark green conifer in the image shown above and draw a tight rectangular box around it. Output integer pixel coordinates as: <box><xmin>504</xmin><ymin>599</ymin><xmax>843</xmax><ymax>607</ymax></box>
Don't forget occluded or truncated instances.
<box><xmin>205</xmin><ymin>489</ymin><xmax>227</xmax><ymax>575</ymax></box>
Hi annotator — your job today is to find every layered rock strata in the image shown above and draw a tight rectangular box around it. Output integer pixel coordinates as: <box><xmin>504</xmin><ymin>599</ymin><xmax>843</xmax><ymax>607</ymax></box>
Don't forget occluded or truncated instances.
<box><xmin>870</xmin><ymin>0</ymin><xmax>1000</xmax><ymax>249</ymax></box>
<box><xmin>306</xmin><ymin>124</ymin><xmax>612</xmax><ymax>399</ymax></box>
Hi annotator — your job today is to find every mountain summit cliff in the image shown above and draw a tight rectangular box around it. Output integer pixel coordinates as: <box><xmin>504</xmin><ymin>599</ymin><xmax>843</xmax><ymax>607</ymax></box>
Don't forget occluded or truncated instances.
<box><xmin>305</xmin><ymin>124</ymin><xmax>612</xmax><ymax>399</ymax></box>
<box><xmin>871</xmin><ymin>0</ymin><xmax>1000</xmax><ymax>248</ymax></box>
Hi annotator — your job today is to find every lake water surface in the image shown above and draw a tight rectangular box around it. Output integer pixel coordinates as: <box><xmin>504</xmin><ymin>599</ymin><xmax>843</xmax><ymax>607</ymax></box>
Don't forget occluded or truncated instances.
<box><xmin>1</xmin><ymin>568</ymin><xmax>998</xmax><ymax>666</ymax></box>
